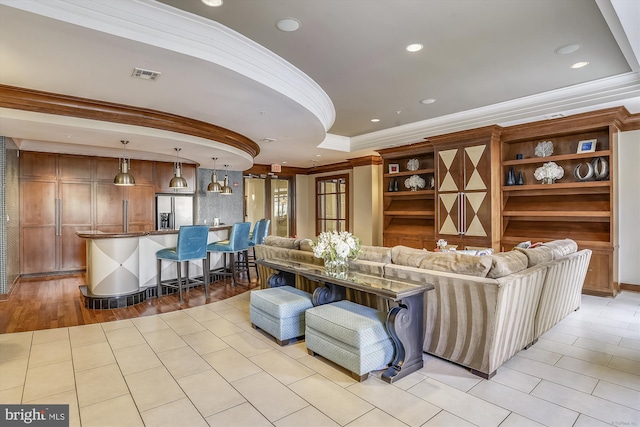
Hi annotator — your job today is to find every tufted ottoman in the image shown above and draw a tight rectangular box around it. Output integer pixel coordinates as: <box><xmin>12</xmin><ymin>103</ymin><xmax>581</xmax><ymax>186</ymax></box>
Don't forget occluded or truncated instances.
<box><xmin>305</xmin><ymin>300</ymin><xmax>395</xmax><ymax>381</ymax></box>
<box><xmin>250</xmin><ymin>286</ymin><xmax>313</xmax><ymax>345</ymax></box>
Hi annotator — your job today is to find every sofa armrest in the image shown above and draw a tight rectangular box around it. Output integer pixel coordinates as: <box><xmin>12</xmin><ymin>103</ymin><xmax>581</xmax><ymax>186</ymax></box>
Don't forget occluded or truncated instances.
<box><xmin>534</xmin><ymin>249</ymin><xmax>592</xmax><ymax>339</ymax></box>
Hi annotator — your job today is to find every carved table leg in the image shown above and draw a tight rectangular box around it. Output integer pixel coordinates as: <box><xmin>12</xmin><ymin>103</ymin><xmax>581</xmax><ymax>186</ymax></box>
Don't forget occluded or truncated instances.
<box><xmin>312</xmin><ymin>283</ymin><xmax>346</xmax><ymax>306</ymax></box>
<box><xmin>382</xmin><ymin>292</ymin><xmax>425</xmax><ymax>383</ymax></box>
<box><xmin>266</xmin><ymin>271</ymin><xmax>295</xmax><ymax>288</ymax></box>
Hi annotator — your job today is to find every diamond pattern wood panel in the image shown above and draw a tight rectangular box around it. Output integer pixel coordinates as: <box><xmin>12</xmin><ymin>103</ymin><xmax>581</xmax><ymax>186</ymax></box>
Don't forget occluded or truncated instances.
<box><xmin>437</xmin><ymin>144</ymin><xmax>491</xmax><ymax>239</ymax></box>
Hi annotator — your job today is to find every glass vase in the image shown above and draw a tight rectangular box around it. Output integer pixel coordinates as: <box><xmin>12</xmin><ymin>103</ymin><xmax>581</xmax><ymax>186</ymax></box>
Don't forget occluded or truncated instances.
<box><xmin>542</xmin><ymin>177</ymin><xmax>555</xmax><ymax>184</ymax></box>
<box><xmin>324</xmin><ymin>258</ymin><xmax>349</xmax><ymax>278</ymax></box>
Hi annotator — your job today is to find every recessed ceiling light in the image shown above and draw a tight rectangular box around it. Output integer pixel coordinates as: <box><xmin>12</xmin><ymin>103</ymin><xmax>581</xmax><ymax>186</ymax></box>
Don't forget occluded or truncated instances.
<box><xmin>201</xmin><ymin>0</ymin><xmax>223</xmax><ymax>6</ymax></box>
<box><xmin>315</xmin><ymin>154</ymin><xmax>322</xmax><ymax>157</ymax></box>
<box><xmin>405</xmin><ymin>43</ymin><xmax>423</xmax><ymax>53</ymax></box>
<box><xmin>554</xmin><ymin>44</ymin><xmax>580</xmax><ymax>55</ymax></box>
<box><xmin>276</xmin><ymin>18</ymin><xmax>301</xmax><ymax>32</ymax></box>
<box><xmin>420</xmin><ymin>98</ymin><xmax>436</xmax><ymax>105</ymax></box>
<box><xmin>571</xmin><ymin>61</ymin><xmax>589</xmax><ymax>69</ymax></box>
<box><xmin>371</xmin><ymin>118</ymin><xmax>381</xmax><ymax>123</ymax></box>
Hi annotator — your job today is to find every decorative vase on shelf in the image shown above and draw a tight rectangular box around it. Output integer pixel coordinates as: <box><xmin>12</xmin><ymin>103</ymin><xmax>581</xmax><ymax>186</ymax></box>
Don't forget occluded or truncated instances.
<box><xmin>388</xmin><ymin>179</ymin><xmax>395</xmax><ymax>192</ymax></box>
<box><xmin>506</xmin><ymin>167</ymin><xmax>516</xmax><ymax>186</ymax></box>
<box><xmin>393</xmin><ymin>179</ymin><xmax>399</xmax><ymax>192</ymax></box>
<box><xmin>323</xmin><ymin>257</ymin><xmax>349</xmax><ymax>278</ymax></box>
<box><xmin>542</xmin><ymin>177</ymin><xmax>555</xmax><ymax>184</ymax></box>
<box><xmin>517</xmin><ymin>171</ymin><xmax>524</xmax><ymax>185</ymax></box>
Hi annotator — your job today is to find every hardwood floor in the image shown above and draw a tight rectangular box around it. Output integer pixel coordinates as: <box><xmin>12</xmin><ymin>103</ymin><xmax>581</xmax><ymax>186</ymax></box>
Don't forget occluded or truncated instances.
<box><xmin>0</xmin><ymin>273</ymin><xmax>260</xmax><ymax>334</ymax></box>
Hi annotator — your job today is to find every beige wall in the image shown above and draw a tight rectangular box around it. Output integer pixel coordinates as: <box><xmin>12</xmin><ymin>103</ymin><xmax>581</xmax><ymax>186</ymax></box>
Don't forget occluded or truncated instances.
<box><xmin>352</xmin><ymin>164</ymin><xmax>383</xmax><ymax>246</ymax></box>
<box><xmin>618</xmin><ymin>129</ymin><xmax>640</xmax><ymax>286</ymax></box>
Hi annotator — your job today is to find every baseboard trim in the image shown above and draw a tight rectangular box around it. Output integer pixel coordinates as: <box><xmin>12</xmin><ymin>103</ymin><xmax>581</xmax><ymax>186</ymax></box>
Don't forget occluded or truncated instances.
<box><xmin>620</xmin><ymin>283</ymin><xmax>640</xmax><ymax>292</ymax></box>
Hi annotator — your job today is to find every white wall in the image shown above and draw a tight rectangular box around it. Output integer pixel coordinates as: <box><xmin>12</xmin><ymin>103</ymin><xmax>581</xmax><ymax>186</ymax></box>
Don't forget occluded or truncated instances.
<box><xmin>618</xmin><ymin>129</ymin><xmax>640</xmax><ymax>286</ymax></box>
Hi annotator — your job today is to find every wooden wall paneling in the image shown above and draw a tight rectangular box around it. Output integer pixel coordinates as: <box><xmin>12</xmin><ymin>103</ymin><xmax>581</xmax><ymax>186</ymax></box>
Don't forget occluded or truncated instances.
<box><xmin>58</xmin><ymin>155</ymin><xmax>92</xmax><ymax>181</ymax></box>
<box><xmin>94</xmin><ymin>157</ymin><xmax>121</xmax><ymax>181</ymax></box>
<box><xmin>155</xmin><ymin>162</ymin><xmax>196</xmax><ymax>193</ymax></box>
<box><xmin>129</xmin><ymin>159</ymin><xmax>154</xmax><ymax>184</ymax></box>
<box><xmin>60</xmin><ymin>182</ymin><xmax>92</xmax><ymax>271</ymax></box>
<box><xmin>126</xmin><ymin>184</ymin><xmax>155</xmax><ymax>231</ymax></box>
<box><xmin>95</xmin><ymin>183</ymin><xmax>124</xmax><ymax>231</ymax></box>
<box><xmin>19</xmin><ymin>151</ymin><xmax>57</xmax><ymax>179</ymax></box>
<box><xmin>20</xmin><ymin>180</ymin><xmax>57</xmax><ymax>274</ymax></box>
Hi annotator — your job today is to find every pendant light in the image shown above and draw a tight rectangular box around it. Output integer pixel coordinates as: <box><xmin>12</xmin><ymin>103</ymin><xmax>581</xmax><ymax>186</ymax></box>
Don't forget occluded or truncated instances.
<box><xmin>169</xmin><ymin>148</ymin><xmax>188</xmax><ymax>189</ymax></box>
<box><xmin>207</xmin><ymin>157</ymin><xmax>222</xmax><ymax>192</ymax></box>
<box><xmin>221</xmin><ymin>164</ymin><xmax>233</xmax><ymax>195</ymax></box>
<box><xmin>114</xmin><ymin>140</ymin><xmax>135</xmax><ymax>186</ymax></box>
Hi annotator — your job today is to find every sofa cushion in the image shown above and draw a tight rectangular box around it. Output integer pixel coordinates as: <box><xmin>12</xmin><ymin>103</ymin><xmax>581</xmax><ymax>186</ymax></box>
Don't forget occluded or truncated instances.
<box><xmin>419</xmin><ymin>252</ymin><xmax>492</xmax><ymax>278</ymax></box>
<box><xmin>486</xmin><ymin>250</ymin><xmax>528</xmax><ymax>279</ymax></box>
<box><xmin>299</xmin><ymin>238</ymin><xmax>314</xmax><ymax>252</ymax></box>
<box><xmin>543</xmin><ymin>239</ymin><xmax>578</xmax><ymax>259</ymax></box>
<box><xmin>289</xmin><ymin>249</ymin><xmax>323</xmax><ymax>266</ymax></box>
<box><xmin>391</xmin><ymin>245</ymin><xmax>431</xmax><ymax>268</ymax></box>
<box><xmin>513</xmin><ymin>245</ymin><xmax>554</xmax><ymax>267</ymax></box>
<box><xmin>359</xmin><ymin>245</ymin><xmax>392</xmax><ymax>263</ymax></box>
<box><xmin>264</xmin><ymin>236</ymin><xmax>301</xmax><ymax>249</ymax></box>
<box><xmin>349</xmin><ymin>259</ymin><xmax>385</xmax><ymax>276</ymax></box>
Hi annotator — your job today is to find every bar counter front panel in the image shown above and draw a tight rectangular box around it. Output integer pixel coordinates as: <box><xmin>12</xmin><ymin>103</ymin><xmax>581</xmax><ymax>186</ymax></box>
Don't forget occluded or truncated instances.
<box><xmin>77</xmin><ymin>225</ymin><xmax>231</xmax><ymax>297</ymax></box>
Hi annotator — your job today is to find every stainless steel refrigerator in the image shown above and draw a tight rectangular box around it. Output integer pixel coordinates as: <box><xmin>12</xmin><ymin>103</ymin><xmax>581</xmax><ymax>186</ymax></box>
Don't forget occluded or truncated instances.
<box><xmin>156</xmin><ymin>194</ymin><xmax>194</xmax><ymax>230</ymax></box>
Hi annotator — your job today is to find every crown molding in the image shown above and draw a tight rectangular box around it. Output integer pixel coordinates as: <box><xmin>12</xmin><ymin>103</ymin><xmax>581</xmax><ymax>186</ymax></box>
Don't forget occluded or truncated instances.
<box><xmin>350</xmin><ymin>72</ymin><xmax>640</xmax><ymax>152</ymax></box>
<box><xmin>0</xmin><ymin>0</ymin><xmax>335</xmax><ymax>133</ymax></box>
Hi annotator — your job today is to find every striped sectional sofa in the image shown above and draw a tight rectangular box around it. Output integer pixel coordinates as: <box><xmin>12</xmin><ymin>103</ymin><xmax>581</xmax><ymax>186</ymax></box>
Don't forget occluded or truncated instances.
<box><xmin>254</xmin><ymin>237</ymin><xmax>591</xmax><ymax>379</ymax></box>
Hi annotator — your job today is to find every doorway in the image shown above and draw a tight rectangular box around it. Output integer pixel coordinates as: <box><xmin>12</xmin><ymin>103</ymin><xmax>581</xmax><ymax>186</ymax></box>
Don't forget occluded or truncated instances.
<box><xmin>244</xmin><ymin>176</ymin><xmax>294</xmax><ymax>237</ymax></box>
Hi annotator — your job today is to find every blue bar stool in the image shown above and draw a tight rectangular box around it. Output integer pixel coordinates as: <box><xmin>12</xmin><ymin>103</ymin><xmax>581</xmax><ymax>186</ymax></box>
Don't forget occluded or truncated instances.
<box><xmin>156</xmin><ymin>225</ymin><xmax>210</xmax><ymax>304</ymax></box>
<box><xmin>247</xmin><ymin>218</ymin><xmax>270</xmax><ymax>279</ymax></box>
<box><xmin>207</xmin><ymin>221</ymin><xmax>251</xmax><ymax>286</ymax></box>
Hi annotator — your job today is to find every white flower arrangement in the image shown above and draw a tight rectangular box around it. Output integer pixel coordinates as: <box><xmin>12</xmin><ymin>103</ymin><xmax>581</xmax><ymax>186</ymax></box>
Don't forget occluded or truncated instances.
<box><xmin>312</xmin><ymin>231</ymin><xmax>361</xmax><ymax>261</ymax></box>
<box><xmin>535</xmin><ymin>141</ymin><xmax>554</xmax><ymax>157</ymax></box>
<box><xmin>404</xmin><ymin>174</ymin><xmax>426</xmax><ymax>190</ymax></box>
<box><xmin>534</xmin><ymin>161</ymin><xmax>564</xmax><ymax>182</ymax></box>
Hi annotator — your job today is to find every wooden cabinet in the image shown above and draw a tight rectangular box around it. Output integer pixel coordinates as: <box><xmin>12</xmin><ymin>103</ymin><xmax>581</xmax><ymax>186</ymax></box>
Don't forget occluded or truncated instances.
<box><xmin>127</xmin><ymin>184</ymin><xmax>155</xmax><ymax>232</ymax></box>
<box><xmin>430</xmin><ymin>126</ymin><xmax>502</xmax><ymax>250</ymax></box>
<box><xmin>155</xmin><ymin>162</ymin><xmax>196</xmax><ymax>193</ymax></box>
<box><xmin>377</xmin><ymin>143</ymin><xmax>436</xmax><ymax>249</ymax></box>
<box><xmin>19</xmin><ymin>152</ymin><xmax>188</xmax><ymax>275</ymax></box>
<box><xmin>20</xmin><ymin>153</ymin><xmax>91</xmax><ymax>274</ymax></box>
<box><xmin>500</xmin><ymin>108</ymin><xmax>625</xmax><ymax>296</ymax></box>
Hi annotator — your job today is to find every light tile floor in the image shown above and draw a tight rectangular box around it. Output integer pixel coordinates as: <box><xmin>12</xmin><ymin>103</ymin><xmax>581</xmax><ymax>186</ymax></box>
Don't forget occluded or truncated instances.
<box><xmin>1</xmin><ymin>291</ymin><xmax>639</xmax><ymax>427</ymax></box>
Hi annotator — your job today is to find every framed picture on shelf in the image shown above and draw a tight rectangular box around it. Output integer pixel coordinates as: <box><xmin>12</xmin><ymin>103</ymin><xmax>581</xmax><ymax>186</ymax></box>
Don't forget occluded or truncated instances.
<box><xmin>577</xmin><ymin>139</ymin><xmax>597</xmax><ymax>154</ymax></box>
<box><xmin>388</xmin><ymin>163</ymin><xmax>400</xmax><ymax>174</ymax></box>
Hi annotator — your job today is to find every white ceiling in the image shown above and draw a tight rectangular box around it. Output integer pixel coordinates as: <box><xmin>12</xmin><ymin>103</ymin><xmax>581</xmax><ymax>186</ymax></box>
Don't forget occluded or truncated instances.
<box><xmin>0</xmin><ymin>0</ymin><xmax>639</xmax><ymax>170</ymax></box>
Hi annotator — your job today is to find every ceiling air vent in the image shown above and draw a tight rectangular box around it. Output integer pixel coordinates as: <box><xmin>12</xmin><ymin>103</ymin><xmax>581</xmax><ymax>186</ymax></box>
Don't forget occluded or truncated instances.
<box><xmin>131</xmin><ymin>67</ymin><xmax>161</xmax><ymax>81</ymax></box>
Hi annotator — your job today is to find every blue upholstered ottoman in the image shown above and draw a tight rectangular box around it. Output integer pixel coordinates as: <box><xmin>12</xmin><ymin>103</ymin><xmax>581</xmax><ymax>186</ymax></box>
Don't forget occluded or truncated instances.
<box><xmin>250</xmin><ymin>286</ymin><xmax>313</xmax><ymax>345</ymax></box>
<box><xmin>305</xmin><ymin>300</ymin><xmax>395</xmax><ymax>381</ymax></box>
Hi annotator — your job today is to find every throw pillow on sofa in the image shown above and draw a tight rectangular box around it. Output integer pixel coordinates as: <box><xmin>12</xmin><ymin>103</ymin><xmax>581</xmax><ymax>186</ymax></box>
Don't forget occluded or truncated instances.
<box><xmin>513</xmin><ymin>245</ymin><xmax>554</xmax><ymax>267</ymax></box>
<box><xmin>486</xmin><ymin>251</ymin><xmax>528</xmax><ymax>279</ymax></box>
<box><xmin>419</xmin><ymin>252</ymin><xmax>492</xmax><ymax>277</ymax></box>
<box><xmin>391</xmin><ymin>245</ymin><xmax>431</xmax><ymax>268</ymax></box>
<box><xmin>359</xmin><ymin>245</ymin><xmax>392</xmax><ymax>263</ymax></box>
